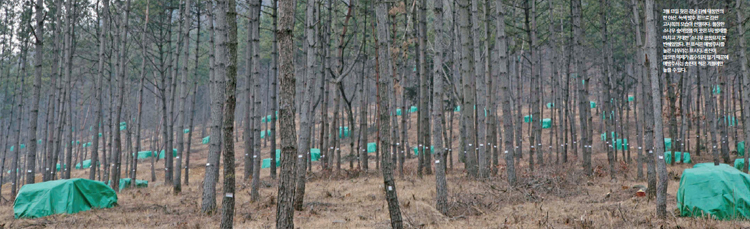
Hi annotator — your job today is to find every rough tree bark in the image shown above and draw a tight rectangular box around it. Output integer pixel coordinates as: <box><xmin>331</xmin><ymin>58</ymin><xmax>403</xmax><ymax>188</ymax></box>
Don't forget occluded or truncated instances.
<box><xmin>645</xmin><ymin>0</ymin><xmax>667</xmax><ymax>218</ymax></box>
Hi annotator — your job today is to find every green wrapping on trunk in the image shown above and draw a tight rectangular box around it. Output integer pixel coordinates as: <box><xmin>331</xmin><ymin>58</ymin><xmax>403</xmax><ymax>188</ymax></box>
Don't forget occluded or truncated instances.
<box><xmin>677</xmin><ymin>163</ymin><xmax>750</xmax><ymax>220</ymax></box>
<box><xmin>665</xmin><ymin>138</ymin><xmax>673</xmax><ymax>150</ymax></box>
<box><xmin>13</xmin><ymin>178</ymin><xmax>118</xmax><ymax>219</ymax></box>
<box><xmin>542</xmin><ymin>118</ymin><xmax>552</xmax><ymax>129</ymax></box>
<box><xmin>590</xmin><ymin>101</ymin><xmax>596</xmax><ymax>108</ymax></box>
<box><xmin>367</xmin><ymin>142</ymin><xmax>377</xmax><ymax>153</ymax></box>
<box><xmin>310</xmin><ymin>148</ymin><xmax>321</xmax><ymax>161</ymax></box>
<box><xmin>202</xmin><ymin>136</ymin><xmax>210</xmax><ymax>144</ymax></box>
<box><xmin>739</xmin><ymin>141</ymin><xmax>745</xmax><ymax>156</ymax></box>
<box><xmin>413</xmin><ymin>146</ymin><xmax>434</xmax><ymax>155</ymax></box>
<box><xmin>107</xmin><ymin>178</ymin><xmax>148</xmax><ymax>191</ymax></box>
<box><xmin>523</xmin><ymin>115</ymin><xmax>533</xmax><ymax>123</ymax></box>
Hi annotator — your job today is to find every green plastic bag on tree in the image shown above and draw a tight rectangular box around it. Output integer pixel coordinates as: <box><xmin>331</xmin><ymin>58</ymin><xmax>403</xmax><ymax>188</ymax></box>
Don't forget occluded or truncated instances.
<box><xmin>678</xmin><ymin>163</ymin><xmax>750</xmax><ymax>220</ymax></box>
<box><xmin>13</xmin><ymin>178</ymin><xmax>118</xmax><ymax>219</ymax></box>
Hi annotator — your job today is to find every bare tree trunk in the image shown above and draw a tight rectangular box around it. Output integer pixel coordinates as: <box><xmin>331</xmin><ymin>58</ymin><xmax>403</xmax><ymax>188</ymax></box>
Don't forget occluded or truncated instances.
<box><xmin>269</xmin><ymin>0</ymin><xmax>279</xmax><ymax>180</ymax></box>
<box><xmin>249</xmin><ymin>0</ymin><xmax>263</xmax><ymax>202</ymax></box>
<box><xmin>644</xmin><ymin>0</ymin><xmax>667</xmax><ymax>218</ymax></box>
<box><xmin>294</xmin><ymin>0</ymin><xmax>317</xmax><ymax>211</ymax></box>
<box><xmin>133</xmin><ymin>1</ymin><xmax>149</xmax><ymax>185</ymax></box>
<box><xmin>26</xmin><ymin>0</ymin><xmax>45</xmax><ymax>184</ymax></box>
<box><xmin>110</xmin><ymin>0</ymin><xmax>131</xmax><ymax>192</ymax></box>
<box><xmin>375</xmin><ymin>0</ymin><xmax>403</xmax><ymax>227</ymax></box>
<box><xmin>175</xmin><ymin>0</ymin><xmax>193</xmax><ymax>194</ymax></box>
<box><xmin>202</xmin><ymin>0</ymin><xmax>224</xmax><ymax>213</ymax></box>
<box><xmin>432</xmin><ymin>0</ymin><xmax>448</xmax><ymax>214</ymax></box>
<box><xmin>737</xmin><ymin>0</ymin><xmax>750</xmax><ymax>173</ymax></box>
<box><xmin>217</xmin><ymin>0</ymin><xmax>238</xmax><ymax>226</ymax></box>
<box><xmin>185</xmin><ymin>0</ymin><xmax>202</xmax><ymax>185</ymax></box>
<box><xmin>275</xmin><ymin>0</ymin><xmax>298</xmax><ymax>226</ymax></box>
<box><xmin>458</xmin><ymin>0</ymin><xmax>477</xmax><ymax>178</ymax></box>
<box><xmin>495</xmin><ymin>0</ymin><xmax>515</xmax><ymax>185</ymax></box>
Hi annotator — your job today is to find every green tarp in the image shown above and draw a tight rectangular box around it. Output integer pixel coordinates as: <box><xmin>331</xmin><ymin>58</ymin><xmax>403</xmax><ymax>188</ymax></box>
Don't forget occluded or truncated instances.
<box><xmin>56</xmin><ymin>163</ymin><xmax>67</xmax><ymax>171</ymax></box>
<box><xmin>14</xmin><ymin>178</ymin><xmax>118</xmax><ymax>219</ymax></box>
<box><xmin>395</xmin><ymin>109</ymin><xmax>402</xmax><ymax>116</ymax></box>
<box><xmin>590</xmin><ymin>101</ymin><xmax>597</xmax><ymax>108</ymax></box>
<box><xmin>157</xmin><ymin>149</ymin><xmax>178</xmax><ymax>159</ymax></box>
<box><xmin>664</xmin><ymin>152</ymin><xmax>691</xmax><ymax>164</ymax></box>
<box><xmin>310</xmin><ymin>148</ymin><xmax>321</xmax><ymax>161</ymax></box>
<box><xmin>261</xmin><ymin>158</ymin><xmax>280</xmax><ymax>169</ymax></box>
<box><xmin>665</xmin><ymin>138</ymin><xmax>672</xmax><ymax>150</ymax></box>
<box><xmin>261</xmin><ymin>130</ymin><xmax>272</xmax><ymax>139</ymax></box>
<box><xmin>410</xmin><ymin>106</ymin><xmax>418</xmax><ymax>113</ymax></box>
<box><xmin>628</xmin><ymin>95</ymin><xmax>634</xmax><ymax>102</ymax></box>
<box><xmin>454</xmin><ymin>106</ymin><xmax>461</xmax><ymax>112</ymax></box>
<box><xmin>75</xmin><ymin>159</ymin><xmax>100</xmax><ymax>170</ymax></box>
<box><xmin>135</xmin><ymin>151</ymin><xmax>152</xmax><ymax>160</ymax></box>
<box><xmin>107</xmin><ymin>178</ymin><xmax>148</xmax><ymax>191</ymax></box>
<box><xmin>739</xmin><ymin>141</ymin><xmax>745</xmax><ymax>156</ymax></box>
<box><xmin>683</xmin><ymin>152</ymin><xmax>692</xmax><ymax>163</ymax></box>
<box><xmin>367</xmin><ymin>142</ymin><xmax>377</xmax><ymax>153</ymax></box>
<box><xmin>542</xmin><ymin>118</ymin><xmax>552</xmax><ymax>129</ymax></box>
<box><xmin>20</xmin><ymin>144</ymin><xmax>25</xmax><ymax>149</ymax></box>
<box><xmin>413</xmin><ymin>146</ymin><xmax>434</xmax><ymax>155</ymax></box>
<box><xmin>546</xmin><ymin>103</ymin><xmax>555</xmax><ymax>109</ymax></box>
<box><xmin>713</xmin><ymin>85</ymin><xmax>721</xmax><ymax>95</ymax></box>
<box><xmin>524</xmin><ymin>115</ymin><xmax>533</xmax><ymax>123</ymax></box>
<box><xmin>184</xmin><ymin>129</ymin><xmax>190</xmax><ymax>134</ymax></box>
<box><xmin>724</xmin><ymin>116</ymin><xmax>736</xmax><ymax>127</ymax></box>
<box><xmin>613</xmin><ymin>139</ymin><xmax>628</xmax><ymax>150</ymax></box>
<box><xmin>735</xmin><ymin>159</ymin><xmax>746</xmax><ymax>171</ymax></box>
<box><xmin>677</xmin><ymin>163</ymin><xmax>750</xmax><ymax>220</ymax></box>
<box><xmin>339</xmin><ymin>126</ymin><xmax>350</xmax><ymax>138</ymax></box>
<box><xmin>202</xmin><ymin>136</ymin><xmax>210</xmax><ymax>144</ymax></box>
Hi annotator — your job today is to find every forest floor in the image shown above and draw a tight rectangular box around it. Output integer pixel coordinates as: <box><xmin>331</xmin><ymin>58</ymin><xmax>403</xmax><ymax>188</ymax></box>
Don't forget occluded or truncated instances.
<box><xmin>2</xmin><ymin>115</ymin><xmax>750</xmax><ymax>228</ymax></box>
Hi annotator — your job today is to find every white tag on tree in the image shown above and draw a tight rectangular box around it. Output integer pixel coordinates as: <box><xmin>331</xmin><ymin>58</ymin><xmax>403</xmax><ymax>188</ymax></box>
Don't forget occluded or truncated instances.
<box><xmin>226</xmin><ymin>193</ymin><xmax>234</xmax><ymax>198</ymax></box>
<box><xmin>388</xmin><ymin>186</ymin><xmax>393</xmax><ymax>191</ymax></box>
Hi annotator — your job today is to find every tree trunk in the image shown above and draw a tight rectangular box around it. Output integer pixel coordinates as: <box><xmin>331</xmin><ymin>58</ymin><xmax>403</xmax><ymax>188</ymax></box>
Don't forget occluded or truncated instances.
<box><xmin>202</xmin><ymin>0</ymin><xmax>224</xmax><ymax>212</ymax></box>
<box><xmin>294</xmin><ymin>0</ymin><xmax>317</xmax><ymax>211</ymax></box>
<box><xmin>432</xmin><ymin>0</ymin><xmax>448</xmax><ymax>214</ymax></box>
<box><xmin>644</xmin><ymin>0</ymin><xmax>667</xmax><ymax>218</ymax></box>
<box><xmin>375</xmin><ymin>0</ymin><xmax>403</xmax><ymax>227</ymax></box>
<box><xmin>175</xmin><ymin>0</ymin><xmax>193</xmax><ymax>194</ymax></box>
<box><xmin>249</xmin><ymin>0</ymin><xmax>263</xmax><ymax>202</ymax></box>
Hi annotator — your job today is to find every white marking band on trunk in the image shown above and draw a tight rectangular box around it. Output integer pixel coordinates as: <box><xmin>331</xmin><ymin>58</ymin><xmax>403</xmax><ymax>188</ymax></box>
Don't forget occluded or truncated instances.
<box><xmin>226</xmin><ymin>193</ymin><xmax>233</xmax><ymax>198</ymax></box>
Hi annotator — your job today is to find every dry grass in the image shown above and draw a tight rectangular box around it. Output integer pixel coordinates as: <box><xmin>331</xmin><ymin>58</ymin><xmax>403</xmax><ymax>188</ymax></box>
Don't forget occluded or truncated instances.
<box><xmin>2</xmin><ymin>112</ymin><xmax>750</xmax><ymax>228</ymax></box>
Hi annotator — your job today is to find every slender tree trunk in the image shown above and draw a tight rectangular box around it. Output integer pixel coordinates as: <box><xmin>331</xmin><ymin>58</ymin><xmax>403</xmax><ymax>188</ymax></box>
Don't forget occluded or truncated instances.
<box><xmin>275</xmin><ymin>0</ymin><xmax>297</xmax><ymax>226</ymax></box>
<box><xmin>202</xmin><ymin>0</ymin><xmax>224</xmax><ymax>213</ymax></box>
<box><xmin>645</xmin><ymin>0</ymin><xmax>667</xmax><ymax>218</ymax></box>
<box><xmin>375</xmin><ymin>1</ymin><xmax>403</xmax><ymax>227</ymax></box>
<box><xmin>249</xmin><ymin>0</ymin><xmax>262</xmax><ymax>202</ymax></box>
<box><xmin>432</xmin><ymin>0</ymin><xmax>448</xmax><ymax>214</ymax></box>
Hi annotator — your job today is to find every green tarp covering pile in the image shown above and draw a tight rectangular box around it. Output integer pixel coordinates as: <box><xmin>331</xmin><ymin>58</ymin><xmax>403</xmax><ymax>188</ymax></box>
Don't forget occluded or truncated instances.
<box><xmin>454</xmin><ymin>106</ymin><xmax>461</xmax><ymax>112</ymax></box>
<box><xmin>202</xmin><ymin>136</ymin><xmax>210</xmax><ymax>144</ymax></box>
<box><xmin>119</xmin><ymin>122</ymin><xmax>127</xmax><ymax>131</ymax></box>
<box><xmin>14</xmin><ymin>178</ymin><xmax>118</xmax><ymax>219</ymax></box>
<box><xmin>367</xmin><ymin>142</ymin><xmax>377</xmax><ymax>153</ymax></box>
<box><xmin>542</xmin><ymin>118</ymin><xmax>552</xmax><ymax>129</ymax></box>
<box><xmin>107</xmin><ymin>178</ymin><xmax>148</xmax><ymax>191</ymax></box>
<box><xmin>75</xmin><ymin>159</ymin><xmax>100</xmax><ymax>170</ymax></box>
<box><xmin>310</xmin><ymin>148</ymin><xmax>321</xmax><ymax>161</ymax></box>
<box><xmin>157</xmin><ymin>149</ymin><xmax>178</xmax><ymax>159</ymax></box>
<box><xmin>724</xmin><ymin>116</ymin><xmax>736</xmax><ymax>127</ymax></box>
<box><xmin>339</xmin><ymin>126</ymin><xmax>350</xmax><ymax>138</ymax></box>
<box><xmin>409</xmin><ymin>106</ymin><xmax>418</xmax><ymax>113</ymax></box>
<box><xmin>665</xmin><ymin>151</ymin><xmax>692</xmax><ymax>164</ymax></box>
<box><xmin>523</xmin><ymin>115</ymin><xmax>533</xmax><ymax>123</ymax></box>
<box><xmin>56</xmin><ymin>163</ymin><xmax>67</xmax><ymax>171</ymax></box>
<box><xmin>546</xmin><ymin>103</ymin><xmax>555</xmax><ymax>109</ymax></box>
<box><xmin>739</xmin><ymin>141</ymin><xmax>746</xmax><ymax>156</ymax></box>
<box><xmin>262</xmin><ymin>158</ymin><xmax>280</xmax><ymax>169</ymax></box>
<box><xmin>184</xmin><ymin>129</ymin><xmax>190</xmax><ymax>133</ymax></box>
<box><xmin>135</xmin><ymin>151</ymin><xmax>152</xmax><ymax>160</ymax></box>
<box><xmin>628</xmin><ymin>95</ymin><xmax>634</xmax><ymax>102</ymax></box>
<box><xmin>713</xmin><ymin>85</ymin><xmax>721</xmax><ymax>95</ymax></box>
<box><xmin>413</xmin><ymin>146</ymin><xmax>434</xmax><ymax>155</ymax></box>
<box><xmin>260</xmin><ymin>130</ymin><xmax>272</xmax><ymax>139</ymax></box>
<box><xmin>735</xmin><ymin>159</ymin><xmax>747</xmax><ymax>171</ymax></box>
<box><xmin>613</xmin><ymin>139</ymin><xmax>628</xmax><ymax>150</ymax></box>
<box><xmin>665</xmin><ymin>138</ymin><xmax>672</xmax><ymax>150</ymax></box>
<box><xmin>590</xmin><ymin>101</ymin><xmax>596</xmax><ymax>108</ymax></box>
<box><xmin>395</xmin><ymin>109</ymin><xmax>402</xmax><ymax>116</ymax></box>
<box><xmin>677</xmin><ymin>163</ymin><xmax>750</xmax><ymax>220</ymax></box>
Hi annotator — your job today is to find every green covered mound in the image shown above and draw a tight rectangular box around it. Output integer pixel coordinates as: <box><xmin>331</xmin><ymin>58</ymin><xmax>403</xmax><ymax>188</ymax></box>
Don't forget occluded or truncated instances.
<box><xmin>108</xmin><ymin>178</ymin><xmax>148</xmax><ymax>191</ymax></box>
<box><xmin>14</xmin><ymin>178</ymin><xmax>118</xmax><ymax>219</ymax></box>
<box><xmin>677</xmin><ymin>163</ymin><xmax>750</xmax><ymax>220</ymax></box>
